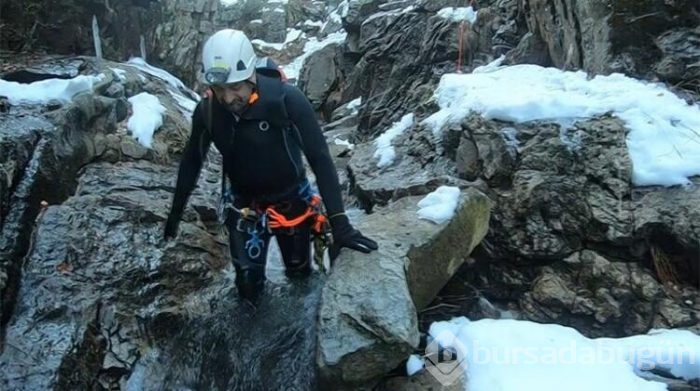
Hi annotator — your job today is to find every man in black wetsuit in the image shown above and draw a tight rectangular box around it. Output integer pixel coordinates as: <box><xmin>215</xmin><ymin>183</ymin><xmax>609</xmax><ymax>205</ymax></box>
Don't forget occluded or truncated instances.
<box><xmin>163</xmin><ymin>29</ymin><xmax>378</xmax><ymax>301</ymax></box>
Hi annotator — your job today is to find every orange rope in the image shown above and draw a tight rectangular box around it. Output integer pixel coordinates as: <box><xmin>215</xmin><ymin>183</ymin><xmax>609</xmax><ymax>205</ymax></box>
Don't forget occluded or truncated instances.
<box><xmin>457</xmin><ymin>0</ymin><xmax>478</xmax><ymax>73</ymax></box>
<box><xmin>265</xmin><ymin>195</ymin><xmax>327</xmax><ymax>234</ymax></box>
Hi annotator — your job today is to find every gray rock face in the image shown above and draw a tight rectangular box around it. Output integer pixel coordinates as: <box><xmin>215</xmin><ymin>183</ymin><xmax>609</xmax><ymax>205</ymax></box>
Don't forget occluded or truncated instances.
<box><xmin>0</xmin><ymin>160</ymin><xmax>221</xmax><ymax>390</ymax></box>
<box><xmin>654</xmin><ymin>26</ymin><xmax>700</xmax><ymax>84</ymax></box>
<box><xmin>347</xmin><ymin>116</ymin><xmax>489</xmax><ymax>211</ymax></box>
<box><xmin>344</xmin><ymin>0</ymin><xmax>389</xmax><ymax>33</ymax></box>
<box><xmin>520</xmin><ymin>250</ymin><xmax>699</xmax><ymax>337</ymax></box>
<box><xmin>261</xmin><ymin>4</ymin><xmax>288</xmax><ymax>43</ymax></box>
<box><xmin>0</xmin><ymin>0</ymin><xmax>159</xmax><ymax>60</ymax></box>
<box><xmin>317</xmin><ymin>188</ymin><xmax>491</xmax><ymax>388</ymax></box>
<box><xmin>298</xmin><ymin>43</ymin><xmax>344</xmax><ymax>115</ymax></box>
<box><xmin>406</xmin><ymin>188</ymin><xmax>492</xmax><ymax>310</ymax></box>
<box><xmin>0</xmin><ymin>160</ymin><xmax>324</xmax><ymax>390</ymax></box>
<box><xmin>288</xmin><ymin>0</ymin><xmax>326</xmax><ymax>31</ymax></box>
<box><xmin>521</xmin><ymin>0</ymin><xmax>700</xmax><ymax>80</ymax></box>
<box><xmin>153</xmin><ymin>0</ymin><xmax>220</xmax><ymax>89</ymax></box>
<box><xmin>345</xmin><ymin>3</ymin><xmax>515</xmax><ymax>137</ymax></box>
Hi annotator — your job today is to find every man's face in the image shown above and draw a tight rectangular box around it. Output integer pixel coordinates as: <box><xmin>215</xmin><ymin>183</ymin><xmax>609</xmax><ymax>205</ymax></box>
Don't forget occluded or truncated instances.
<box><xmin>211</xmin><ymin>81</ymin><xmax>254</xmax><ymax>113</ymax></box>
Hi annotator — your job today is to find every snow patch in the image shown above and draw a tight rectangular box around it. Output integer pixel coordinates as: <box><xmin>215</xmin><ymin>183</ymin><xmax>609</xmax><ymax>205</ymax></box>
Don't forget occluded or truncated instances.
<box><xmin>437</xmin><ymin>6</ymin><xmax>478</xmax><ymax>24</ymax></box>
<box><xmin>374</xmin><ymin>113</ymin><xmax>414</xmax><ymax>168</ymax></box>
<box><xmin>417</xmin><ymin>186</ymin><xmax>461</xmax><ymax>224</ymax></box>
<box><xmin>127</xmin><ymin>92</ymin><xmax>166</xmax><ymax>148</ymax></box>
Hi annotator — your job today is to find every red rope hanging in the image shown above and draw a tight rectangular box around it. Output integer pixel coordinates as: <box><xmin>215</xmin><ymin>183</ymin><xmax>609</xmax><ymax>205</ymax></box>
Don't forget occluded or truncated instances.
<box><xmin>456</xmin><ymin>0</ymin><xmax>478</xmax><ymax>73</ymax></box>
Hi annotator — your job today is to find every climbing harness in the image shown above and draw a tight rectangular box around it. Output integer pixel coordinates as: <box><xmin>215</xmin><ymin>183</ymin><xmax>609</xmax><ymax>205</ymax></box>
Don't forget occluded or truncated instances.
<box><xmin>222</xmin><ymin>180</ymin><xmax>332</xmax><ymax>267</ymax></box>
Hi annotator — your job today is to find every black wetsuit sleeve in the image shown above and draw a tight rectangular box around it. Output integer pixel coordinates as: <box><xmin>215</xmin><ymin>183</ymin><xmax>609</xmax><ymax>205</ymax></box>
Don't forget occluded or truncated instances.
<box><xmin>284</xmin><ymin>84</ymin><xmax>345</xmax><ymax>217</ymax></box>
<box><xmin>168</xmin><ymin>102</ymin><xmax>212</xmax><ymax>219</ymax></box>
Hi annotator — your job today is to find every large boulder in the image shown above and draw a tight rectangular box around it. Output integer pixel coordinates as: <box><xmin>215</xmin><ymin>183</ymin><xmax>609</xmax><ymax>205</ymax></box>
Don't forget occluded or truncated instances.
<box><xmin>317</xmin><ymin>188</ymin><xmax>491</xmax><ymax>388</ymax></box>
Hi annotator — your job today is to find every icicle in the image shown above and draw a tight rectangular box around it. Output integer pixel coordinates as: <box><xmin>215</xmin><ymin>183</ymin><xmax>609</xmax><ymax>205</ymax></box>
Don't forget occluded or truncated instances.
<box><xmin>140</xmin><ymin>35</ymin><xmax>147</xmax><ymax>61</ymax></box>
<box><xmin>92</xmin><ymin>15</ymin><xmax>103</xmax><ymax>66</ymax></box>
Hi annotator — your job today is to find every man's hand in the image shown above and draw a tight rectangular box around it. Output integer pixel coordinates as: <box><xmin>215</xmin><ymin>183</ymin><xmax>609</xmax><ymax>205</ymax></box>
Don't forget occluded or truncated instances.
<box><xmin>164</xmin><ymin>214</ymin><xmax>180</xmax><ymax>241</ymax></box>
<box><xmin>329</xmin><ymin>214</ymin><xmax>378</xmax><ymax>261</ymax></box>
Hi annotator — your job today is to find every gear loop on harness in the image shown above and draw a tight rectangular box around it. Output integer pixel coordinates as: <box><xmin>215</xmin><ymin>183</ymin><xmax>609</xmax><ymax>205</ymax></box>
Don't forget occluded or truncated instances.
<box><xmin>245</xmin><ymin>235</ymin><xmax>263</xmax><ymax>259</ymax></box>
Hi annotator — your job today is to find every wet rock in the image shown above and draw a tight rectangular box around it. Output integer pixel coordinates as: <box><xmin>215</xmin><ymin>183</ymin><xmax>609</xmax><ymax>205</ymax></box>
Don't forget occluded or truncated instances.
<box><xmin>120</xmin><ymin>138</ymin><xmax>149</xmax><ymax>159</ymax></box>
<box><xmin>287</xmin><ymin>0</ymin><xmax>326</xmax><ymax>29</ymax></box>
<box><xmin>416</xmin><ymin>0</ymin><xmax>466</xmax><ymax>13</ymax></box>
<box><xmin>0</xmin><ymin>57</ymin><xmax>193</xmax><ymax>351</ymax></box>
<box><xmin>0</xmin><ymin>1</ymin><xmax>159</xmax><ymax>63</ymax></box>
<box><xmin>104</xmin><ymin>83</ymin><xmax>125</xmax><ymax>99</ymax></box>
<box><xmin>317</xmin><ymin>188</ymin><xmax>491</xmax><ymax>387</ymax></box>
<box><xmin>0</xmin><ymin>160</ymin><xmax>226</xmax><ymax>390</ymax></box>
<box><xmin>0</xmin><ymin>116</ymin><xmax>55</xmax><ymax>327</ymax></box>
<box><xmin>330</xmin><ymin>98</ymin><xmax>362</xmax><ymax>122</ymax></box>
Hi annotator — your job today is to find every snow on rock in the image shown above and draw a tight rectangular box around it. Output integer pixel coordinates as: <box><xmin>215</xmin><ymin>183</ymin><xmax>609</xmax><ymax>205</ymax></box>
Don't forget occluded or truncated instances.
<box><xmin>437</xmin><ymin>6</ymin><xmax>477</xmax><ymax>24</ymax></box>
<box><xmin>374</xmin><ymin>113</ymin><xmax>414</xmax><ymax>168</ymax></box>
<box><xmin>422</xmin><ymin>59</ymin><xmax>700</xmax><ymax>187</ymax></box>
<box><xmin>425</xmin><ymin>317</ymin><xmax>700</xmax><ymax>391</ymax></box>
<box><xmin>127</xmin><ymin>92</ymin><xmax>166</xmax><ymax>148</ymax></box>
<box><xmin>281</xmin><ymin>31</ymin><xmax>347</xmax><ymax>80</ymax></box>
<box><xmin>126</xmin><ymin>57</ymin><xmax>197</xmax><ymax>99</ymax></box>
<box><xmin>416</xmin><ymin>186</ymin><xmax>461</xmax><ymax>224</ymax></box>
<box><xmin>0</xmin><ymin>74</ymin><xmax>105</xmax><ymax>105</ymax></box>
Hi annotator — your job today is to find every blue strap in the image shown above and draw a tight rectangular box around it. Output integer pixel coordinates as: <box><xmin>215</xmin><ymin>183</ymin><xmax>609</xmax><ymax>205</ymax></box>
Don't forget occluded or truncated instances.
<box><xmin>297</xmin><ymin>180</ymin><xmax>313</xmax><ymax>204</ymax></box>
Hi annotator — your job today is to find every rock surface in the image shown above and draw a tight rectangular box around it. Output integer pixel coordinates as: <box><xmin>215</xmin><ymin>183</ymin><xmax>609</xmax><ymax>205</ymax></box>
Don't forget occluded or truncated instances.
<box><xmin>317</xmin><ymin>188</ymin><xmax>491</xmax><ymax>387</ymax></box>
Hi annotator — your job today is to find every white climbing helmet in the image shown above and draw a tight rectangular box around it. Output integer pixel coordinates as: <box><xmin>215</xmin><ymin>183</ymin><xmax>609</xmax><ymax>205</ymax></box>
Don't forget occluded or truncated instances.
<box><xmin>201</xmin><ymin>29</ymin><xmax>257</xmax><ymax>85</ymax></box>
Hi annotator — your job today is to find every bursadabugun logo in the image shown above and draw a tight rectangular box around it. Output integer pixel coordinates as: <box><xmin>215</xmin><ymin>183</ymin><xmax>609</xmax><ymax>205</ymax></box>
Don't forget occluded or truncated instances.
<box><xmin>424</xmin><ymin>330</ymin><xmax>468</xmax><ymax>386</ymax></box>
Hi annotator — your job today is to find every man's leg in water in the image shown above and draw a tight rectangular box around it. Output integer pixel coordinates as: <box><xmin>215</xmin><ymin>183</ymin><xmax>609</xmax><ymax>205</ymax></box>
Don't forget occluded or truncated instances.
<box><xmin>275</xmin><ymin>221</ymin><xmax>312</xmax><ymax>277</ymax></box>
<box><xmin>270</xmin><ymin>198</ymin><xmax>312</xmax><ymax>276</ymax></box>
<box><xmin>227</xmin><ymin>212</ymin><xmax>271</xmax><ymax>301</ymax></box>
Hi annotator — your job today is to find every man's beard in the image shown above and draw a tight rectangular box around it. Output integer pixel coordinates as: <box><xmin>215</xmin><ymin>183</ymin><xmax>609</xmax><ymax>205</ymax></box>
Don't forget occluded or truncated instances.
<box><xmin>223</xmin><ymin>99</ymin><xmax>246</xmax><ymax>114</ymax></box>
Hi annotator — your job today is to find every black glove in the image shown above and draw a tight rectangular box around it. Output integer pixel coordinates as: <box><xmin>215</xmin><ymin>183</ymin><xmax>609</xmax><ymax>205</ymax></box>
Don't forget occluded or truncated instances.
<box><xmin>164</xmin><ymin>213</ymin><xmax>181</xmax><ymax>241</ymax></box>
<box><xmin>329</xmin><ymin>213</ymin><xmax>378</xmax><ymax>261</ymax></box>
